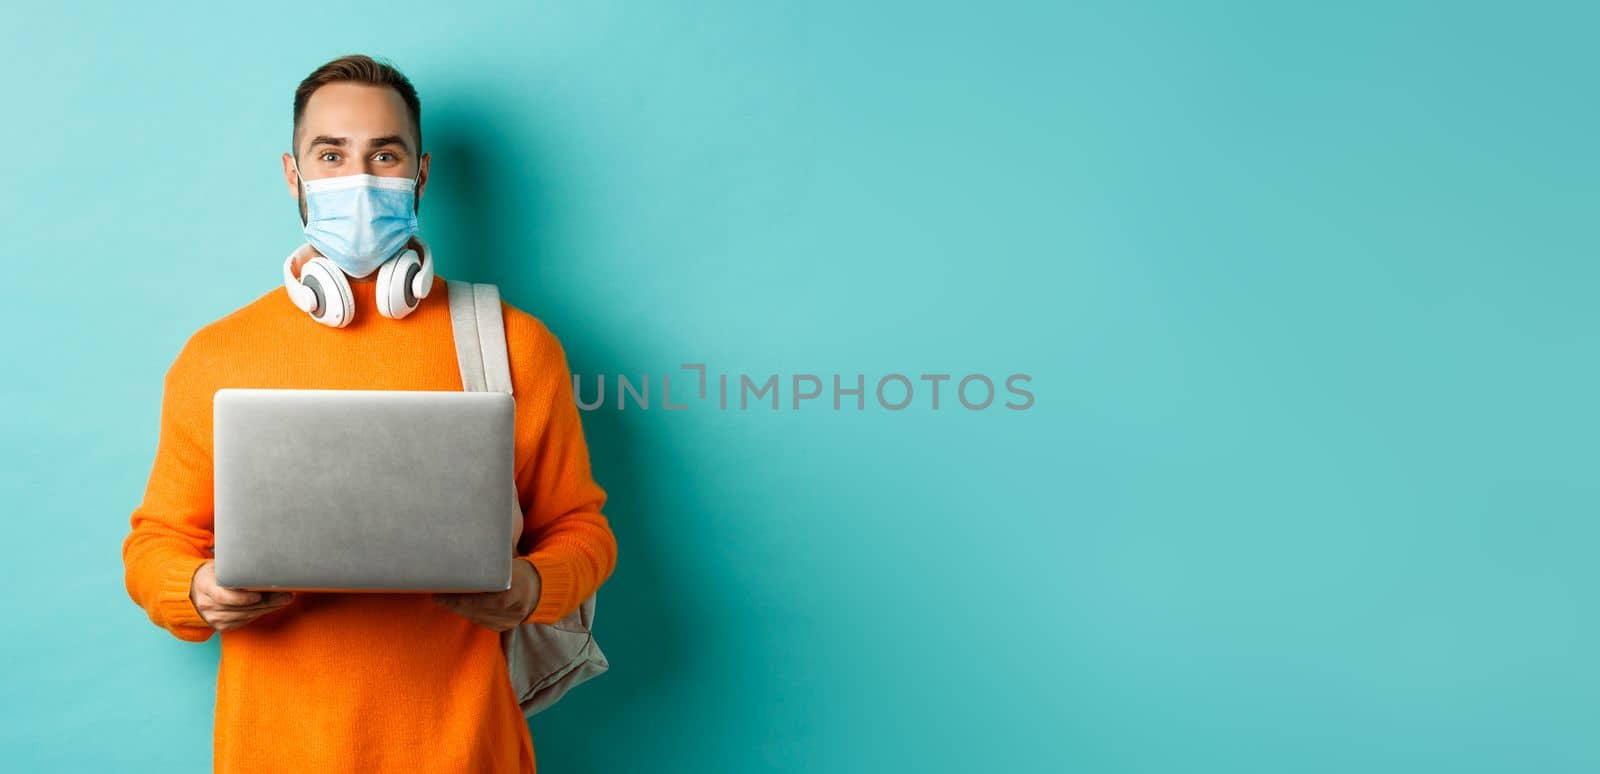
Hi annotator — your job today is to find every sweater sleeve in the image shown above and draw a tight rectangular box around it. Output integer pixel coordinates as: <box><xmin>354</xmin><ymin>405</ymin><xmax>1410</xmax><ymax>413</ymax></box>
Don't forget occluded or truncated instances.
<box><xmin>510</xmin><ymin>317</ymin><xmax>618</xmax><ymax>625</ymax></box>
<box><xmin>122</xmin><ymin>335</ymin><xmax>217</xmax><ymax>642</ymax></box>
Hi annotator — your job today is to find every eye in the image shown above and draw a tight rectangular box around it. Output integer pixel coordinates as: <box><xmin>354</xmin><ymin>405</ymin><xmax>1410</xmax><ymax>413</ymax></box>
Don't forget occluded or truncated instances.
<box><xmin>375</xmin><ymin>152</ymin><xmax>397</xmax><ymax>162</ymax></box>
<box><xmin>319</xmin><ymin>151</ymin><xmax>340</xmax><ymax>163</ymax></box>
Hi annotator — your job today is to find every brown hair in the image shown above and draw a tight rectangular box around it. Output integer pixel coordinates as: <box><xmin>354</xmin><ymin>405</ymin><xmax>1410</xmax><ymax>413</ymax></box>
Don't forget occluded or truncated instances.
<box><xmin>292</xmin><ymin>54</ymin><xmax>422</xmax><ymax>156</ymax></box>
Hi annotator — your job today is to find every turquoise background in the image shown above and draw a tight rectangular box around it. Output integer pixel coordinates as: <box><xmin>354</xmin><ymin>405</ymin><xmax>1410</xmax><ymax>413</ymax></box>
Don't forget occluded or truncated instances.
<box><xmin>2</xmin><ymin>1</ymin><xmax>1595</xmax><ymax>771</ymax></box>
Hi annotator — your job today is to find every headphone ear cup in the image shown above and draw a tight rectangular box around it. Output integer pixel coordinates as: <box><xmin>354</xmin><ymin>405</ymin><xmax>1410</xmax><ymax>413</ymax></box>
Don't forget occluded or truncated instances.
<box><xmin>300</xmin><ymin>256</ymin><xmax>355</xmax><ymax>328</ymax></box>
<box><xmin>376</xmin><ymin>249</ymin><xmax>422</xmax><ymax>319</ymax></box>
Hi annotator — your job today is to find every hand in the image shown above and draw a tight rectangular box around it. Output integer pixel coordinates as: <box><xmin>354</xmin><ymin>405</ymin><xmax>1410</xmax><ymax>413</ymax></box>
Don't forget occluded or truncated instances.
<box><xmin>432</xmin><ymin>559</ymin><xmax>542</xmax><ymax>632</ymax></box>
<box><xmin>189</xmin><ymin>560</ymin><xmax>295</xmax><ymax>632</ymax></box>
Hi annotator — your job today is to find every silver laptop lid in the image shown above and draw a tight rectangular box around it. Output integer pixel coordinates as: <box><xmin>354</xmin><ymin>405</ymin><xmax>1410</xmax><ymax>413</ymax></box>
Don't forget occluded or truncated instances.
<box><xmin>213</xmin><ymin>388</ymin><xmax>516</xmax><ymax>592</ymax></box>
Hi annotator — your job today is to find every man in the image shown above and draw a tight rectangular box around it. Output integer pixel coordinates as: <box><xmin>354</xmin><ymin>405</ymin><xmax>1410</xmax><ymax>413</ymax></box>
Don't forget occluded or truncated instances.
<box><xmin>121</xmin><ymin>54</ymin><xmax>618</xmax><ymax>773</ymax></box>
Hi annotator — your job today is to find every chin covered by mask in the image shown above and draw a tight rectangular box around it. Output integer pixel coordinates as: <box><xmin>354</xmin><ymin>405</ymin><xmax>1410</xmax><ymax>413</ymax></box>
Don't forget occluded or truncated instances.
<box><xmin>294</xmin><ymin>157</ymin><xmax>420</xmax><ymax>278</ymax></box>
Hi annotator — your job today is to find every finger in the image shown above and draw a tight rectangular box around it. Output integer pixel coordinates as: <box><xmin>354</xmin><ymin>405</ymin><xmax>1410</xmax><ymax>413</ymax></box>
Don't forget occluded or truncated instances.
<box><xmin>208</xmin><ymin>608</ymin><xmax>276</xmax><ymax>626</ymax></box>
<box><xmin>240</xmin><ymin>594</ymin><xmax>297</xmax><ymax>614</ymax></box>
<box><xmin>450</xmin><ymin>593</ymin><xmax>490</xmax><ymax>609</ymax></box>
<box><xmin>209</xmin><ymin>586</ymin><xmax>264</xmax><ymax>606</ymax></box>
<box><xmin>206</xmin><ymin>600</ymin><xmax>288</xmax><ymax>616</ymax></box>
<box><xmin>255</xmin><ymin>599</ymin><xmax>294</xmax><ymax>617</ymax></box>
<box><xmin>231</xmin><ymin>597</ymin><xmax>294</xmax><ymax>617</ymax></box>
<box><xmin>472</xmin><ymin>593</ymin><xmax>509</xmax><ymax>613</ymax></box>
<box><xmin>210</xmin><ymin>592</ymin><xmax>294</xmax><ymax>612</ymax></box>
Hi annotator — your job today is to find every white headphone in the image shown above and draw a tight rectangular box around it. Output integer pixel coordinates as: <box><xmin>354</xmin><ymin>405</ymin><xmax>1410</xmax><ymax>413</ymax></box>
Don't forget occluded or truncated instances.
<box><xmin>282</xmin><ymin>236</ymin><xmax>436</xmax><ymax>327</ymax></box>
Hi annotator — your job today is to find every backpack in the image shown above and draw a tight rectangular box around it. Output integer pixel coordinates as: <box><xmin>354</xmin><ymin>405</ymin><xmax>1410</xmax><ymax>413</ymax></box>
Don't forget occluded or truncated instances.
<box><xmin>446</xmin><ymin>279</ymin><xmax>610</xmax><ymax>717</ymax></box>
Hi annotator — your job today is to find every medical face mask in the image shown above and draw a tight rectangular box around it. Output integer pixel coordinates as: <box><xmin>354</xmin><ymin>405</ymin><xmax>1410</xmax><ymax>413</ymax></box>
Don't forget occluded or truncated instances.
<box><xmin>294</xmin><ymin>157</ymin><xmax>421</xmax><ymax>278</ymax></box>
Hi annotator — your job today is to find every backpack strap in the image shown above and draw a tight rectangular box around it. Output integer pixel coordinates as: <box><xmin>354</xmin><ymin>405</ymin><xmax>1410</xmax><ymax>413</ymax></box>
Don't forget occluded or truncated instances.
<box><xmin>447</xmin><ymin>279</ymin><xmax>513</xmax><ymax>395</ymax></box>
<box><xmin>447</xmin><ymin>279</ymin><xmax>607</xmax><ymax>717</ymax></box>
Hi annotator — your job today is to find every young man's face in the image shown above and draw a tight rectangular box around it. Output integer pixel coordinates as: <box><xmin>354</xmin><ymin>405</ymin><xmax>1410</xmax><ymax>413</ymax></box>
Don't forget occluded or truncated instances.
<box><xmin>280</xmin><ymin>81</ymin><xmax>430</xmax><ymax>224</ymax></box>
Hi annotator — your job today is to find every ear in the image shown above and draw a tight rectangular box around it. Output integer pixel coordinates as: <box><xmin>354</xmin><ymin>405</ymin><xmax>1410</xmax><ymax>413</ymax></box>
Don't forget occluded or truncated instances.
<box><xmin>281</xmin><ymin>151</ymin><xmax>300</xmax><ymax>199</ymax></box>
<box><xmin>416</xmin><ymin>151</ymin><xmax>430</xmax><ymax>200</ymax></box>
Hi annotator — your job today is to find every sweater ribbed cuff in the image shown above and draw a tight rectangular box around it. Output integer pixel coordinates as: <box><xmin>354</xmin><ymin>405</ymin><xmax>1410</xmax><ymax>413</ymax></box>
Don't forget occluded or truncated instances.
<box><xmin>158</xmin><ymin>556</ymin><xmax>214</xmax><ymax>634</ymax></box>
<box><xmin>521</xmin><ymin>552</ymin><xmax>577</xmax><ymax>625</ymax></box>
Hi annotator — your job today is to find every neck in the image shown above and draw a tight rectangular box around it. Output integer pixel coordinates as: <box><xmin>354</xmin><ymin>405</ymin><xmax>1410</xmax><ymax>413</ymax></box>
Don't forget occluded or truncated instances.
<box><xmin>346</xmin><ymin>269</ymin><xmax>383</xmax><ymax>287</ymax></box>
<box><xmin>308</xmin><ymin>237</ymin><xmax>423</xmax><ymax>286</ymax></box>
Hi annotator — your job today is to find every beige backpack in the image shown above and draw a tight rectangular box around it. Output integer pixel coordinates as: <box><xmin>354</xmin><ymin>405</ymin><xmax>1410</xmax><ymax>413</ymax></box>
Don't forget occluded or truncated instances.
<box><xmin>446</xmin><ymin>279</ymin><xmax>610</xmax><ymax>717</ymax></box>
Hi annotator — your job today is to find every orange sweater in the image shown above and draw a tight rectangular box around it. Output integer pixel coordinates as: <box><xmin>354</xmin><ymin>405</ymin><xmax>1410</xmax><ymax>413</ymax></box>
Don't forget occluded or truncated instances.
<box><xmin>121</xmin><ymin>259</ymin><xmax>618</xmax><ymax>773</ymax></box>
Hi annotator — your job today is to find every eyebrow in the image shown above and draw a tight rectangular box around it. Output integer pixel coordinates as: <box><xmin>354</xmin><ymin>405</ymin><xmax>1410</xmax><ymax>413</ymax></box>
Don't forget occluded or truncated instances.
<box><xmin>306</xmin><ymin>134</ymin><xmax>411</xmax><ymax>153</ymax></box>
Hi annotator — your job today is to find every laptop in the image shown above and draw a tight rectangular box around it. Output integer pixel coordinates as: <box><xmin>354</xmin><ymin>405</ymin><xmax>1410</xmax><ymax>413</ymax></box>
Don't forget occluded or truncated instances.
<box><xmin>212</xmin><ymin>387</ymin><xmax>516</xmax><ymax>592</ymax></box>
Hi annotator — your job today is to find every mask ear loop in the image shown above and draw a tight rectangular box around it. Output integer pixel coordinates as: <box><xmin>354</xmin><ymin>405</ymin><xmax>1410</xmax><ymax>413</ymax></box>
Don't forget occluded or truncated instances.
<box><xmin>410</xmin><ymin>154</ymin><xmax>424</xmax><ymax>215</ymax></box>
<box><xmin>291</xmin><ymin>155</ymin><xmax>310</xmax><ymax>226</ymax></box>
